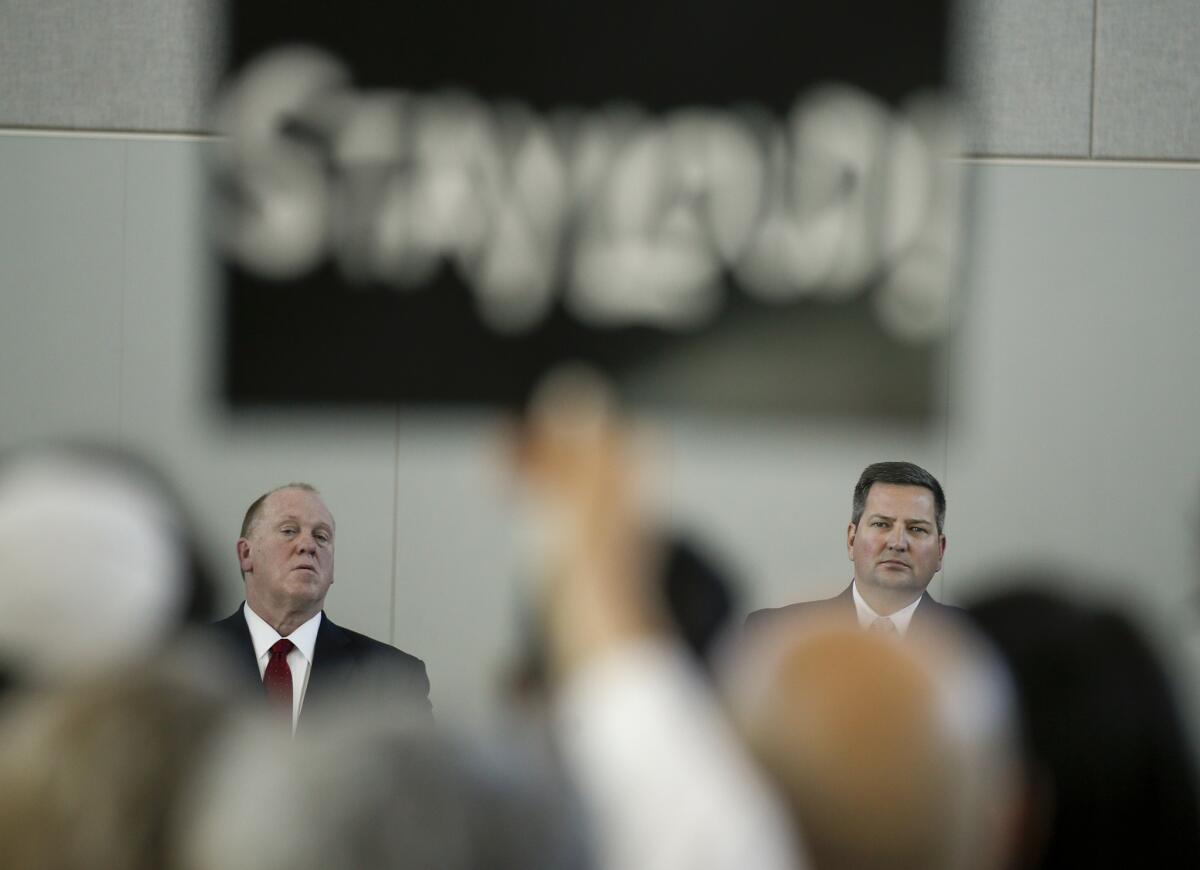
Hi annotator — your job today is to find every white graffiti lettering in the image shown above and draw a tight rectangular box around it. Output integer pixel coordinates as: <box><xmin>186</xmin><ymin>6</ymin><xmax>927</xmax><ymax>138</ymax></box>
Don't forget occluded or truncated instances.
<box><xmin>212</xmin><ymin>45</ymin><xmax>961</xmax><ymax>341</ymax></box>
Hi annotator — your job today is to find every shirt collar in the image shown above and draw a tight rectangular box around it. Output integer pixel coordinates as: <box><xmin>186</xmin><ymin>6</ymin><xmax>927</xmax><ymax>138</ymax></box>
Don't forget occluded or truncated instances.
<box><xmin>242</xmin><ymin>602</ymin><xmax>322</xmax><ymax>664</ymax></box>
<box><xmin>850</xmin><ymin>580</ymin><xmax>923</xmax><ymax>636</ymax></box>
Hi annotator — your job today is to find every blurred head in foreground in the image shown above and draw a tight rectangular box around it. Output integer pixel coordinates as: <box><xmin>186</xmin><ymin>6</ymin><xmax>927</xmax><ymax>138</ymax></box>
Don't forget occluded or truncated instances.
<box><xmin>728</xmin><ymin>615</ymin><xmax>1019</xmax><ymax>870</ymax></box>
<box><xmin>508</xmin><ymin>531</ymin><xmax>739</xmax><ymax>703</ymax></box>
<box><xmin>967</xmin><ymin>586</ymin><xmax>1200</xmax><ymax>868</ymax></box>
<box><xmin>181</xmin><ymin>705</ymin><xmax>591</xmax><ymax>870</ymax></box>
<box><xmin>0</xmin><ymin>666</ymin><xmax>231</xmax><ymax>870</ymax></box>
<box><xmin>0</xmin><ymin>443</ymin><xmax>214</xmax><ymax>688</ymax></box>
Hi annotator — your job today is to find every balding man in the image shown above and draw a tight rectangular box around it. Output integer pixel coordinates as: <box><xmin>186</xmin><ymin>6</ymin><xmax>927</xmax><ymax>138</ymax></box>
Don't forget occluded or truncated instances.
<box><xmin>729</xmin><ymin>619</ymin><xmax>1020</xmax><ymax>870</ymax></box>
<box><xmin>210</xmin><ymin>483</ymin><xmax>429</xmax><ymax>729</ymax></box>
<box><xmin>749</xmin><ymin>461</ymin><xmax>959</xmax><ymax>638</ymax></box>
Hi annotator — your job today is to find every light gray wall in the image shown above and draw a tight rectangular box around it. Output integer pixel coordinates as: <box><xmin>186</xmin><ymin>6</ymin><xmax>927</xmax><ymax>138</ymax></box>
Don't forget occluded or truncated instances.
<box><xmin>948</xmin><ymin>163</ymin><xmax>1200</xmax><ymax>603</ymax></box>
<box><xmin>0</xmin><ymin>134</ymin><xmax>525</xmax><ymax>724</ymax></box>
<box><xmin>5</xmin><ymin>0</ymin><xmax>1200</xmax><ymax>160</ymax></box>
<box><xmin>4</xmin><ymin>1</ymin><xmax>1200</xmax><ymax>725</ymax></box>
<box><xmin>6</xmin><ymin>136</ymin><xmax>1200</xmax><ymax>722</ymax></box>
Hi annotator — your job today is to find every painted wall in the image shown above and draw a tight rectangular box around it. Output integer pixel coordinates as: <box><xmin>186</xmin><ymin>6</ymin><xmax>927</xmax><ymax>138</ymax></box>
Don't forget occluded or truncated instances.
<box><xmin>4</xmin><ymin>1</ymin><xmax>1200</xmax><ymax>724</ymax></box>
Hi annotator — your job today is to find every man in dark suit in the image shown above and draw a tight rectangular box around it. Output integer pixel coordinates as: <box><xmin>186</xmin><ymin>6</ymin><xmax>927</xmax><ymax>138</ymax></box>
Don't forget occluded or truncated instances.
<box><xmin>747</xmin><ymin>461</ymin><xmax>958</xmax><ymax>638</ymax></box>
<box><xmin>210</xmin><ymin>483</ymin><xmax>429</xmax><ymax>728</ymax></box>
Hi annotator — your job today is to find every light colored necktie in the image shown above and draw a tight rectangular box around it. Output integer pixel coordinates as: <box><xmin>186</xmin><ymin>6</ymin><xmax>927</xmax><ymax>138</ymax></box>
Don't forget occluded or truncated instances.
<box><xmin>869</xmin><ymin>616</ymin><xmax>898</xmax><ymax>636</ymax></box>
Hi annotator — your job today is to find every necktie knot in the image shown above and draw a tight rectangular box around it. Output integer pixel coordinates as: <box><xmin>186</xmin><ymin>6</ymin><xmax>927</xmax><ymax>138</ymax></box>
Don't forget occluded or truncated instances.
<box><xmin>870</xmin><ymin>616</ymin><xmax>898</xmax><ymax>636</ymax></box>
<box><xmin>270</xmin><ymin>638</ymin><xmax>295</xmax><ymax>659</ymax></box>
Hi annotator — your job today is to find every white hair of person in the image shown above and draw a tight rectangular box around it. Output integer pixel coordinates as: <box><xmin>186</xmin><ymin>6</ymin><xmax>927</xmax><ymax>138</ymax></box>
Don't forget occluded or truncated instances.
<box><xmin>0</xmin><ymin>452</ymin><xmax>187</xmax><ymax>680</ymax></box>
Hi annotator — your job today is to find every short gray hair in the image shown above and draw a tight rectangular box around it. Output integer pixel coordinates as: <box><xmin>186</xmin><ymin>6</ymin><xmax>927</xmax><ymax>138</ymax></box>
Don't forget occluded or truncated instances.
<box><xmin>239</xmin><ymin>483</ymin><xmax>322</xmax><ymax>539</ymax></box>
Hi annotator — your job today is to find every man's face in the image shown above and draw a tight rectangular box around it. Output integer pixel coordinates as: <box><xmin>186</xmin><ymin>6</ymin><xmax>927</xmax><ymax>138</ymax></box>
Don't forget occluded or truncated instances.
<box><xmin>848</xmin><ymin>483</ymin><xmax>945</xmax><ymax>598</ymax></box>
<box><xmin>238</xmin><ymin>488</ymin><xmax>335</xmax><ymax>615</ymax></box>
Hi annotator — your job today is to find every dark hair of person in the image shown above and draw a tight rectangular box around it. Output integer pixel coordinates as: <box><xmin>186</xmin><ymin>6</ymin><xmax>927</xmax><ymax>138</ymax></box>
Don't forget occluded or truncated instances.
<box><xmin>658</xmin><ymin>534</ymin><xmax>739</xmax><ymax>668</ymax></box>
<box><xmin>507</xmin><ymin>531</ymin><xmax>739</xmax><ymax>700</ymax></box>
<box><xmin>851</xmin><ymin>461</ymin><xmax>946</xmax><ymax>532</ymax></box>
<box><xmin>967</xmin><ymin>585</ymin><xmax>1200</xmax><ymax>868</ymax></box>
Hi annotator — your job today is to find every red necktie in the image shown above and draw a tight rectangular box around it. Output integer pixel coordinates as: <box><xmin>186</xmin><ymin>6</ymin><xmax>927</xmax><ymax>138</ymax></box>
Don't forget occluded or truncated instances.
<box><xmin>264</xmin><ymin>638</ymin><xmax>294</xmax><ymax>713</ymax></box>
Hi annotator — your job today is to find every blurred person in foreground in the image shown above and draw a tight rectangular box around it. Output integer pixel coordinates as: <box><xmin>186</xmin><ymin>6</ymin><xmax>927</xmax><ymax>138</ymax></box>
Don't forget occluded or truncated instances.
<box><xmin>208</xmin><ymin>483</ymin><xmax>430</xmax><ymax>731</ymax></box>
<box><xmin>0</xmin><ymin>443</ymin><xmax>215</xmax><ymax>693</ymax></box>
<box><xmin>0</xmin><ymin>664</ymin><xmax>232</xmax><ymax>870</ymax></box>
<box><xmin>511</xmin><ymin>372</ymin><xmax>1024</xmax><ymax>870</ymax></box>
<box><xmin>510</xmin><ymin>369</ymin><xmax>802</xmax><ymax>870</ymax></box>
<box><xmin>728</xmin><ymin>613</ymin><xmax>1021</xmax><ymax>870</ymax></box>
<box><xmin>967</xmin><ymin>585</ymin><xmax>1200</xmax><ymax>868</ymax></box>
<box><xmin>748</xmin><ymin>461</ymin><xmax>958</xmax><ymax>637</ymax></box>
<box><xmin>180</xmin><ymin>701</ymin><xmax>591</xmax><ymax>870</ymax></box>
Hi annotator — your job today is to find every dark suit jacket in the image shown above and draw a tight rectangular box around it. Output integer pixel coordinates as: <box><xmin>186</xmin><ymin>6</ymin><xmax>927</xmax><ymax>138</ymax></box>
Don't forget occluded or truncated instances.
<box><xmin>209</xmin><ymin>603</ymin><xmax>431</xmax><ymax>722</ymax></box>
<box><xmin>745</xmin><ymin>582</ymin><xmax>962</xmax><ymax>637</ymax></box>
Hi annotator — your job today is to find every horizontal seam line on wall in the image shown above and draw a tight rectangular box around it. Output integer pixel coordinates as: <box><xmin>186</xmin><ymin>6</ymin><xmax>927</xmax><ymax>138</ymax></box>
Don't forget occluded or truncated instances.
<box><xmin>4</xmin><ymin>129</ymin><xmax>1199</xmax><ymax>170</ymax></box>
<box><xmin>0</xmin><ymin>127</ymin><xmax>218</xmax><ymax>141</ymax></box>
<box><xmin>956</xmin><ymin>155</ymin><xmax>1200</xmax><ymax>169</ymax></box>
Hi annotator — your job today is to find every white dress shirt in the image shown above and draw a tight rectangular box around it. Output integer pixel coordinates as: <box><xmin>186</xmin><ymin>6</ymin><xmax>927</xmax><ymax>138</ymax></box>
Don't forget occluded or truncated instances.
<box><xmin>850</xmin><ymin>580</ymin><xmax>922</xmax><ymax>636</ymax></box>
<box><xmin>242</xmin><ymin>603</ymin><xmax>322</xmax><ymax>732</ymax></box>
<box><xmin>555</xmin><ymin>639</ymin><xmax>802</xmax><ymax>870</ymax></box>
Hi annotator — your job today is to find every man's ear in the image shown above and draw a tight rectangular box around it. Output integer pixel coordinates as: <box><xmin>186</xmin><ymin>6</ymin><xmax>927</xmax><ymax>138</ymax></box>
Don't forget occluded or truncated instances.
<box><xmin>236</xmin><ymin>538</ymin><xmax>252</xmax><ymax>575</ymax></box>
<box><xmin>846</xmin><ymin>522</ymin><xmax>857</xmax><ymax>560</ymax></box>
<box><xmin>937</xmin><ymin>533</ymin><xmax>946</xmax><ymax>570</ymax></box>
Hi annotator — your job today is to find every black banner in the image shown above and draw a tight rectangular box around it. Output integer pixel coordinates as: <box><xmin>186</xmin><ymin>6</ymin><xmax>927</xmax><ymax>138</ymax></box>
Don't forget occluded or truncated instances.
<box><xmin>216</xmin><ymin>1</ymin><xmax>958</xmax><ymax>416</ymax></box>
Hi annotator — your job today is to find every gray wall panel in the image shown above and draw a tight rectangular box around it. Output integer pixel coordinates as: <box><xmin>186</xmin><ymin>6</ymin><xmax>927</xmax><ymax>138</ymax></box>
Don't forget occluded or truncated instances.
<box><xmin>2</xmin><ymin>1</ymin><xmax>1197</xmax><ymax>161</ymax></box>
<box><xmin>954</xmin><ymin>0</ymin><xmax>1094</xmax><ymax>157</ymax></box>
<box><xmin>949</xmin><ymin>162</ymin><xmax>1200</xmax><ymax>617</ymax></box>
<box><xmin>7</xmin><ymin>133</ymin><xmax>1200</xmax><ymax>723</ymax></box>
<box><xmin>0</xmin><ymin>135</ymin><xmax>125</xmax><ymax>442</ymax></box>
<box><xmin>391</xmin><ymin>423</ymin><xmax>521</xmax><ymax>726</ymax></box>
<box><xmin>0</xmin><ymin>0</ymin><xmax>220</xmax><ymax>132</ymax></box>
<box><xmin>1093</xmin><ymin>0</ymin><xmax>1200</xmax><ymax>159</ymax></box>
<box><xmin>117</xmin><ymin>139</ymin><xmax>404</xmax><ymax>662</ymax></box>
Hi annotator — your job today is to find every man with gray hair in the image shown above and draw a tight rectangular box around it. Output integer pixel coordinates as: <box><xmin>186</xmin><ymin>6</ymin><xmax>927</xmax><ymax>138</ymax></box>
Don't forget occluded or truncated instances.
<box><xmin>748</xmin><ymin>461</ymin><xmax>959</xmax><ymax>637</ymax></box>
<box><xmin>209</xmin><ymin>483</ymin><xmax>429</xmax><ymax>729</ymax></box>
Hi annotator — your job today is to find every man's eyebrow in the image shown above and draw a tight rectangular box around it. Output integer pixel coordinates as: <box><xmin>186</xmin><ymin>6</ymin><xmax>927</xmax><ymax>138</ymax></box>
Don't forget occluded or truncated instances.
<box><xmin>866</xmin><ymin>513</ymin><xmax>895</xmax><ymax>522</ymax></box>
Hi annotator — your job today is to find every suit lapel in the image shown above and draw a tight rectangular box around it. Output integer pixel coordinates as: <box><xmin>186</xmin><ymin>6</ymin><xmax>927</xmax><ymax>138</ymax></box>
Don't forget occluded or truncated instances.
<box><xmin>909</xmin><ymin>593</ymin><xmax>930</xmax><ymax>635</ymax></box>
<box><xmin>834</xmin><ymin>583</ymin><xmax>856</xmax><ymax>617</ymax></box>
<box><xmin>213</xmin><ymin>604</ymin><xmax>266</xmax><ymax>694</ymax></box>
<box><xmin>907</xmin><ymin>593</ymin><xmax>955</xmax><ymax>638</ymax></box>
<box><xmin>306</xmin><ymin>613</ymin><xmax>351</xmax><ymax>709</ymax></box>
